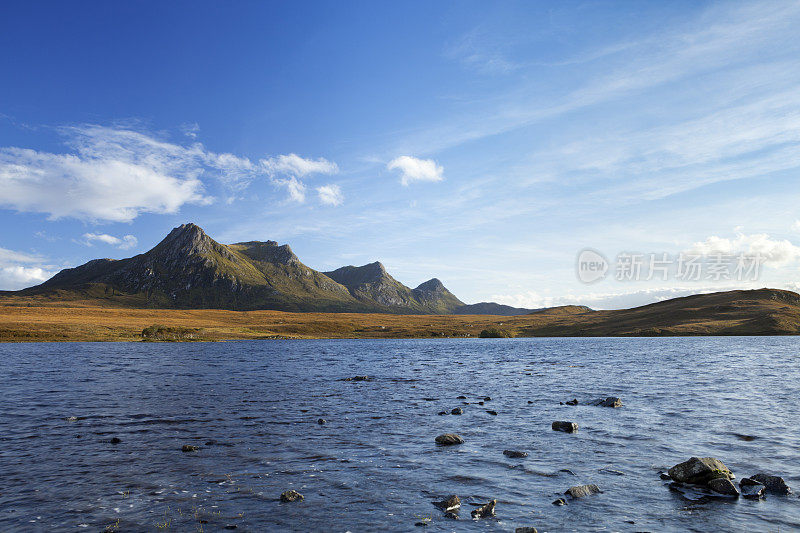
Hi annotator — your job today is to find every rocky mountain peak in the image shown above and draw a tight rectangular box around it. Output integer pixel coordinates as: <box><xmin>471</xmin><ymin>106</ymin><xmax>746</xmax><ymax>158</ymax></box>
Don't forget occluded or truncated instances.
<box><xmin>415</xmin><ymin>278</ymin><xmax>446</xmax><ymax>293</ymax></box>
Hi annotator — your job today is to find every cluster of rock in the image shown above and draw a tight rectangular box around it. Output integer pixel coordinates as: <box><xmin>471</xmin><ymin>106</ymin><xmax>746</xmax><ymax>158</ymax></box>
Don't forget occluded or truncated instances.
<box><xmin>665</xmin><ymin>456</ymin><xmax>792</xmax><ymax>499</ymax></box>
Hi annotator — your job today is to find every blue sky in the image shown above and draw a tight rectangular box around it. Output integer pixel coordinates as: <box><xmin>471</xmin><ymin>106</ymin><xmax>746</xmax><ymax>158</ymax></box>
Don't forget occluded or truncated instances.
<box><xmin>2</xmin><ymin>0</ymin><xmax>800</xmax><ymax>309</ymax></box>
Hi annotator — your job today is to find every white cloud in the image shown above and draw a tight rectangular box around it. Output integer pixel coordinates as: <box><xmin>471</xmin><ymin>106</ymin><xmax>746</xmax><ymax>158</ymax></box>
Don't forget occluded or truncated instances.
<box><xmin>387</xmin><ymin>156</ymin><xmax>444</xmax><ymax>186</ymax></box>
<box><xmin>0</xmin><ymin>246</ymin><xmax>54</xmax><ymax>290</ymax></box>
<box><xmin>0</xmin><ymin>125</ymin><xmax>340</xmax><ymax>221</ymax></box>
<box><xmin>316</xmin><ymin>184</ymin><xmax>344</xmax><ymax>206</ymax></box>
<box><xmin>688</xmin><ymin>233</ymin><xmax>800</xmax><ymax>265</ymax></box>
<box><xmin>82</xmin><ymin>232</ymin><xmax>138</xmax><ymax>250</ymax></box>
<box><xmin>261</xmin><ymin>153</ymin><xmax>338</xmax><ymax>177</ymax></box>
<box><xmin>274</xmin><ymin>176</ymin><xmax>306</xmax><ymax>203</ymax></box>
<box><xmin>792</xmin><ymin>220</ymin><xmax>800</xmax><ymax>232</ymax></box>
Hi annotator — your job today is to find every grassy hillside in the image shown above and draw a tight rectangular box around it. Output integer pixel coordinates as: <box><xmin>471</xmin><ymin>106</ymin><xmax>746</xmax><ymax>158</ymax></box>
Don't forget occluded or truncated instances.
<box><xmin>1</xmin><ymin>288</ymin><xmax>797</xmax><ymax>341</ymax></box>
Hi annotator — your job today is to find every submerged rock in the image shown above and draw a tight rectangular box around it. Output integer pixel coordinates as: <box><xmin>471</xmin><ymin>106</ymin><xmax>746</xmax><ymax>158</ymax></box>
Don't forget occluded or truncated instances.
<box><xmin>451</xmin><ymin>407</ymin><xmax>464</xmax><ymax>415</ymax></box>
<box><xmin>552</xmin><ymin>498</ymin><xmax>567</xmax><ymax>506</ymax></box>
<box><xmin>660</xmin><ymin>472</ymin><xmax>672</xmax><ymax>481</ymax></box>
<box><xmin>317</xmin><ymin>418</ymin><xmax>326</xmax><ymax>425</ymax></box>
<box><xmin>565</xmin><ymin>399</ymin><xmax>579</xmax><ymax>406</ymax></box>
<box><xmin>433</xmin><ymin>495</ymin><xmax>461</xmax><ymax>511</ymax></box>
<box><xmin>280</xmin><ymin>489</ymin><xmax>304</xmax><ymax>502</ymax></box>
<box><xmin>515</xmin><ymin>528</ymin><xmax>538</xmax><ymax>533</ymax></box>
<box><xmin>414</xmin><ymin>521</ymin><xmax>428</xmax><ymax>527</ymax></box>
<box><xmin>552</xmin><ymin>421</ymin><xmax>578</xmax><ymax>433</ymax></box>
<box><xmin>486</xmin><ymin>410</ymin><xmax>498</xmax><ymax>416</ymax></box>
<box><xmin>181</xmin><ymin>444</ymin><xmax>199</xmax><ymax>452</ymax></box>
<box><xmin>435</xmin><ymin>433</ymin><xmax>464</xmax><ymax>446</ymax></box>
<box><xmin>437</xmin><ymin>411</ymin><xmax>448</xmax><ymax>416</ymax></box>
<box><xmin>503</xmin><ymin>450</ymin><xmax>528</xmax><ymax>458</ymax></box>
<box><xmin>109</xmin><ymin>437</ymin><xmax>121</xmax><ymax>444</ymax></box>
<box><xmin>586</xmin><ymin>397</ymin><xmax>622</xmax><ymax>408</ymax></box>
<box><xmin>565</xmin><ymin>484</ymin><xmax>601</xmax><ymax>498</ymax></box>
<box><xmin>749</xmin><ymin>473</ymin><xmax>792</xmax><ymax>495</ymax></box>
<box><xmin>471</xmin><ymin>499</ymin><xmax>496</xmax><ymax>519</ymax></box>
<box><xmin>708</xmin><ymin>477</ymin><xmax>739</xmax><ymax>497</ymax></box>
<box><xmin>457</xmin><ymin>395</ymin><xmax>467</xmax><ymax>399</ymax></box>
<box><xmin>483</xmin><ymin>396</ymin><xmax>492</xmax><ymax>401</ymax></box>
<box><xmin>668</xmin><ymin>457</ymin><xmax>732</xmax><ymax>485</ymax></box>
<box><xmin>444</xmin><ymin>511</ymin><xmax>459</xmax><ymax>520</ymax></box>
<box><xmin>740</xmin><ymin>478</ymin><xmax>766</xmax><ymax>499</ymax></box>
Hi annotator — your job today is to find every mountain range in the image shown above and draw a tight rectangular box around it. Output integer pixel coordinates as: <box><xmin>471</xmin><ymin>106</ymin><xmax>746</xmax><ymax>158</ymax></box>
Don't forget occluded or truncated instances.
<box><xmin>11</xmin><ymin>223</ymin><xmax>539</xmax><ymax>314</ymax></box>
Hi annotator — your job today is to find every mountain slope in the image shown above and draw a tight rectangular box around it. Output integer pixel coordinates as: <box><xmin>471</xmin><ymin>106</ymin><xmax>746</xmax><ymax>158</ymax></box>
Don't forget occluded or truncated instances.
<box><xmin>453</xmin><ymin>302</ymin><xmax>541</xmax><ymax>315</ymax></box>
<box><xmin>16</xmin><ymin>223</ymin><xmax>473</xmax><ymax>313</ymax></box>
<box><xmin>324</xmin><ymin>263</ymin><xmax>464</xmax><ymax>313</ymax></box>
<box><xmin>27</xmin><ymin>223</ymin><xmax>365</xmax><ymax>311</ymax></box>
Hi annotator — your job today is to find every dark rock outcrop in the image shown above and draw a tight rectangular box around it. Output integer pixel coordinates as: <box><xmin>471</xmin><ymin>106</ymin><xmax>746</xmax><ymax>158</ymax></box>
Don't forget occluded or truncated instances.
<box><xmin>708</xmin><ymin>477</ymin><xmax>739</xmax><ymax>497</ymax></box>
<box><xmin>586</xmin><ymin>397</ymin><xmax>622</xmax><ymax>407</ymax></box>
<box><xmin>433</xmin><ymin>495</ymin><xmax>461</xmax><ymax>511</ymax></box>
<box><xmin>740</xmin><ymin>478</ymin><xmax>766</xmax><ymax>499</ymax></box>
<box><xmin>451</xmin><ymin>407</ymin><xmax>464</xmax><ymax>415</ymax></box>
<box><xmin>181</xmin><ymin>444</ymin><xmax>199</xmax><ymax>452</ymax></box>
<box><xmin>565</xmin><ymin>484</ymin><xmax>601</xmax><ymax>498</ymax></box>
<box><xmin>552</xmin><ymin>421</ymin><xmax>578</xmax><ymax>433</ymax></box>
<box><xmin>280</xmin><ymin>490</ymin><xmax>304</xmax><ymax>502</ymax></box>
<box><xmin>503</xmin><ymin>450</ymin><xmax>528</xmax><ymax>458</ymax></box>
<box><xmin>471</xmin><ymin>499</ymin><xmax>496</xmax><ymax>519</ymax></box>
<box><xmin>668</xmin><ymin>457</ymin><xmax>732</xmax><ymax>485</ymax></box>
<box><xmin>435</xmin><ymin>433</ymin><xmax>464</xmax><ymax>446</ymax></box>
<box><xmin>749</xmin><ymin>473</ymin><xmax>792</xmax><ymax>495</ymax></box>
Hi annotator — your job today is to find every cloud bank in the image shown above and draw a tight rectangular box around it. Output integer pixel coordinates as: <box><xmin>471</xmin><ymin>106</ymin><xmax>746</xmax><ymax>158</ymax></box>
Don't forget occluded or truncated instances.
<box><xmin>0</xmin><ymin>125</ymin><xmax>343</xmax><ymax>221</ymax></box>
<box><xmin>82</xmin><ymin>232</ymin><xmax>138</xmax><ymax>250</ymax></box>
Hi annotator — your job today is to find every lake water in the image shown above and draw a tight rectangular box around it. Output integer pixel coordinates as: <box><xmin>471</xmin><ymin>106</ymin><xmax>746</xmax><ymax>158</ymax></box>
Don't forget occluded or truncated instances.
<box><xmin>0</xmin><ymin>337</ymin><xmax>798</xmax><ymax>532</ymax></box>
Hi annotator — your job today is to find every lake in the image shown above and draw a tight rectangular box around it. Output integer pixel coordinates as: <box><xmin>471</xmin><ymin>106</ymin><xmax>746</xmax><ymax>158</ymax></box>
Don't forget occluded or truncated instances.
<box><xmin>0</xmin><ymin>337</ymin><xmax>798</xmax><ymax>531</ymax></box>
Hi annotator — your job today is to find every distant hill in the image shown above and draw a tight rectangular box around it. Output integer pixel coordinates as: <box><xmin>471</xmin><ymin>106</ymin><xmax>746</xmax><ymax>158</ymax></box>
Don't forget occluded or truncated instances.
<box><xmin>6</xmin><ymin>222</ymin><xmax>514</xmax><ymax>314</ymax></box>
<box><xmin>453</xmin><ymin>302</ymin><xmax>541</xmax><ymax>315</ymax></box>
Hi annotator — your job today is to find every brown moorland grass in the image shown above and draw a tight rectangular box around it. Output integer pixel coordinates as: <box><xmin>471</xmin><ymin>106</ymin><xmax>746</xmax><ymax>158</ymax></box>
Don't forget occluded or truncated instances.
<box><xmin>0</xmin><ymin>288</ymin><xmax>798</xmax><ymax>342</ymax></box>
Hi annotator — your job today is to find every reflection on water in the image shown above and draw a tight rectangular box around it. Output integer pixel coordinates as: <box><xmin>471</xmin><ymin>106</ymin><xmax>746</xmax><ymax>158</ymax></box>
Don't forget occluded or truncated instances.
<box><xmin>0</xmin><ymin>337</ymin><xmax>798</xmax><ymax>531</ymax></box>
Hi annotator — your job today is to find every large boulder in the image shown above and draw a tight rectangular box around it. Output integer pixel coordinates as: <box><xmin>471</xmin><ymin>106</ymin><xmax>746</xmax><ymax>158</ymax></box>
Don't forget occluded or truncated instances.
<box><xmin>749</xmin><ymin>473</ymin><xmax>792</xmax><ymax>495</ymax></box>
<box><xmin>552</xmin><ymin>421</ymin><xmax>578</xmax><ymax>433</ymax></box>
<box><xmin>708</xmin><ymin>478</ymin><xmax>739</xmax><ymax>497</ymax></box>
<box><xmin>564</xmin><ymin>484</ymin><xmax>601</xmax><ymax>498</ymax></box>
<box><xmin>471</xmin><ymin>499</ymin><xmax>496</xmax><ymax>519</ymax></box>
<box><xmin>668</xmin><ymin>457</ymin><xmax>732</xmax><ymax>485</ymax></box>
<box><xmin>435</xmin><ymin>433</ymin><xmax>464</xmax><ymax>446</ymax></box>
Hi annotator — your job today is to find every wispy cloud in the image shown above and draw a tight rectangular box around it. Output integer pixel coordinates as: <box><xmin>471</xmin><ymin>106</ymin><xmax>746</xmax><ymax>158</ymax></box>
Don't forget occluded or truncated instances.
<box><xmin>316</xmin><ymin>184</ymin><xmax>344</xmax><ymax>206</ymax></box>
<box><xmin>82</xmin><ymin>232</ymin><xmax>138</xmax><ymax>250</ymax></box>
<box><xmin>387</xmin><ymin>156</ymin><xmax>444</xmax><ymax>186</ymax></box>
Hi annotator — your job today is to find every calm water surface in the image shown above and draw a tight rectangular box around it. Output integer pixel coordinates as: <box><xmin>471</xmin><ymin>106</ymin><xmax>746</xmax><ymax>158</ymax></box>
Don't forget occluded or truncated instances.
<box><xmin>0</xmin><ymin>337</ymin><xmax>798</xmax><ymax>532</ymax></box>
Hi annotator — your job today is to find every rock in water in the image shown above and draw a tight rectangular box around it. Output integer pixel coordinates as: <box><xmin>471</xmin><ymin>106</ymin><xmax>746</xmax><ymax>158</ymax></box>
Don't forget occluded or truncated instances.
<box><xmin>565</xmin><ymin>484</ymin><xmax>601</xmax><ymax>498</ymax></box>
<box><xmin>552</xmin><ymin>498</ymin><xmax>567</xmax><ymax>506</ymax></box>
<box><xmin>414</xmin><ymin>522</ymin><xmax>428</xmax><ymax>527</ymax></box>
<box><xmin>515</xmin><ymin>528</ymin><xmax>538</xmax><ymax>533</ymax></box>
<box><xmin>280</xmin><ymin>490</ymin><xmax>304</xmax><ymax>502</ymax></box>
<box><xmin>565</xmin><ymin>399</ymin><xmax>578</xmax><ymax>406</ymax></box>
<box><xmin>437</xmin><ymin>411</ymin><xmax>447</xmax><ymax>416</ymax></box>
<box><xmin>181</xmin><ymin>444</ymin><xmax>199</xmax><ymax>452</ymax></box>
<box><xmin>586</xmin><ymin>397</ymin><xmax>622</xmax><ymax>407</ymax></box>
<box><xmin>740</xmin><ymin>478</ymin><xmax>766</xmax><ymax>499</ymax></box>
<box><xmin>457</xmin><ymin>395</ymin><xmax>467</xmax><ymax>399</ymax></box>
<box><xmin>552</xmin><ymin>421</ymin><xmax>578</xmax><ymax>433</ymax></box>
<box><xmin>435</xmin><ymin>433</ymin><xmax>464</xmax><ymax>446</ymax></box>
<box><xmin>317</xmin><ymin>418</ymin><xmax>326</xmax><ymax>425</ymax></box>
<box><xmin>451</xmin><ymin>407</ymin><xmax>464</xmax><ymax>415</ymax></box>
<box><xmin>471</xmin><ymin>499</ymin><xmax>496</xmax><ymax>519</ymax></box>
<box><xmin>444</xmin><ymin>512</ymin><xmax>459</xmax><ymax>520</ymax></box>
<box><xmin>433</xmin><ymin>495</ymin><xmax>461</xmax><ymax>511</ymax></box>
<box><xmin>708</xmin><ymin>478</ymin><xmax>739</xmax><ymax>497</ymax></box>
<box><xmin>503</xmin><ymin>450</ymin><xmax>528</xmax><ymax>458</ymax></box>
<box><xmin>668</xmin><ymin>457</ymin><xmax>732</xmax><ymax>485</ymax></box>
<box><xmin>486</xmin><ymin>410</ymin><xmax>498</xmax><ymax>416</ymax></box>
<box><xmin>344</xmin><ymin>375</ymin><xmax>370</xmax><ymax>381</ymax></box>
<box><xmin>749</xmin><ymin>473</ymin><xmax>793</xmax><ymax>495</ymax></box>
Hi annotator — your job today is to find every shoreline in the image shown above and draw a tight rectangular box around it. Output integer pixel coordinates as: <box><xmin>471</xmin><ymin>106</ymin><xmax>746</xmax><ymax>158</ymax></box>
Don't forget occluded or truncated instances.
<box><xmin>1</xmin><ymin>298</ymin><xmax>797</xmax><ymax>342</ymax></box>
